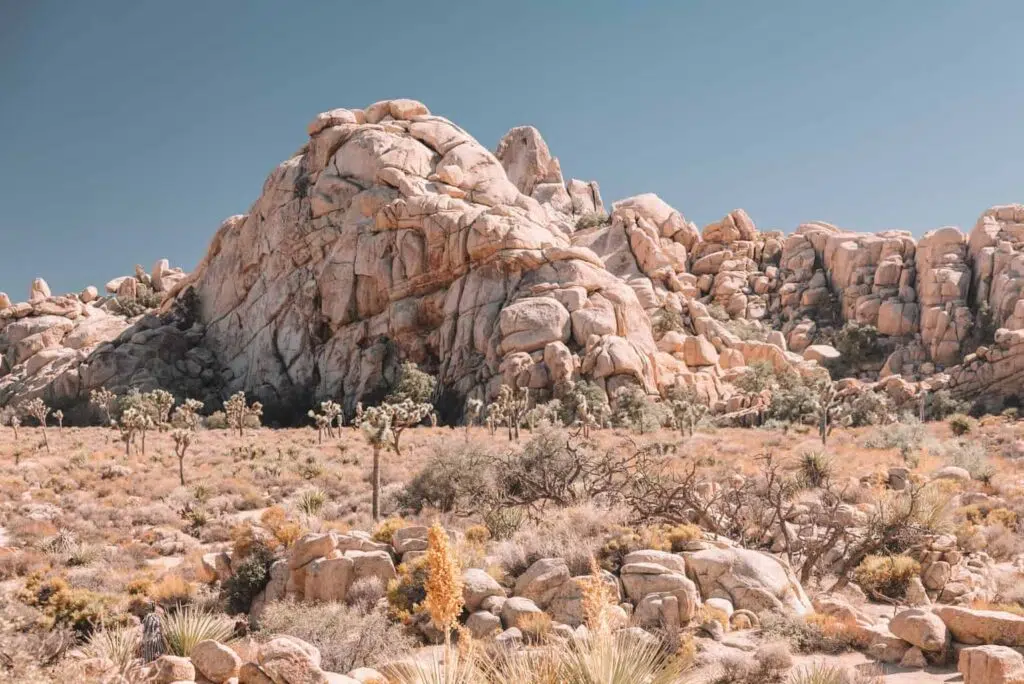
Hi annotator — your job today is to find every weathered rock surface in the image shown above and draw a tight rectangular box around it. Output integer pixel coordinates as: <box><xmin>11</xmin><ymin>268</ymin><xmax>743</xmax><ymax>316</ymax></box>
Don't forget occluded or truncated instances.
<box><xmin>4</xmin><ymin>99</ymin><xmax>1024</xmax><ymax>417</ymax></box>
<box><xmin>936</xmin><ymin>606</ymin><xmax>1024</xmax><ymax>647</ymax></box>
<box><xmin>684</xmin><ymin>546</ymin><xmax>812</xmax><ymax>615</ymax></box>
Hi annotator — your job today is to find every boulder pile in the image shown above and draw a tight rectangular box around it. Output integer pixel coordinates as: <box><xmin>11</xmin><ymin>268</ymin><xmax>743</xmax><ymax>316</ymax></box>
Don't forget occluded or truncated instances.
<box><xmin>5</xmin><ymin>98</ymin><xmax>1024</xmax><ymax>418</ymax></box>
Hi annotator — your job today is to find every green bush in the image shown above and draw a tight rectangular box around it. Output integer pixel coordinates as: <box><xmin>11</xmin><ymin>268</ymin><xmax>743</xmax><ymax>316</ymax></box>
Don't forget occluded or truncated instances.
<box><xmin>223</xmin><ymin>543</ymin><xmax>275</xmax><ymax>614</ymax></box>
<box><xmin>948</xmin><ymin>413</ymin><xmax>973</xmax><ymax>436</ymax></box>
<box><xmin>575</xmin><ymin>212</ymin><xmax>610</xmax><ymax>231</ymax></box>
<box><xmin>396</xmin><ymin>444</ymin><xmax>495</xmax><ymax>515</ymax></box>
<box><xmin>852</xmin><ymin>555</ymin><xmax>920</xmax><ymax>599</ymax></box>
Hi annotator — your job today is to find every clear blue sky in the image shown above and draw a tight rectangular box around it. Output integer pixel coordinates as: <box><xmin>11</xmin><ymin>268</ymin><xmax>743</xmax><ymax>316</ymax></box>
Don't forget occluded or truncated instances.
<box><xmin>2</xmin><ymin>1</ymin><xmax>1023</xmax><ymax>297</ymax></box>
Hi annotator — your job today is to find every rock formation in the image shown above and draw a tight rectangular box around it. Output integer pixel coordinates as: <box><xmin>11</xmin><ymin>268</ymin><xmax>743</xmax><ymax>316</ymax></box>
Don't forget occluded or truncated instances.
<box><xmin>3</xmin><ymin>98</ymin><xmax>1024</xmax><ymax>420</ymax></box>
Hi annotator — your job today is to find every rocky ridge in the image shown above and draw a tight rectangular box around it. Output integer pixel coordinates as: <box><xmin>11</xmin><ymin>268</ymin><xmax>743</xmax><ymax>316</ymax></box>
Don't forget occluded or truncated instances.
<box><xmin>3</xmin><ymin>99</ymin><xmax>1024</xmax><ymax>420</ymax></box>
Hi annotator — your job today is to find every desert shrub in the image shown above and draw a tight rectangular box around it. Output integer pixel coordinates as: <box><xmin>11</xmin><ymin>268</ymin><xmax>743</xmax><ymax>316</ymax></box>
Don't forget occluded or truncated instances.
<box><xmin>666</xmin><ymin>523</ymin><xmax>703</xmax><ymax>550</ymax></box>
<box><xmin>735</xmin><ymin>361</ymin><xmax>779</xmax><ymax>394</ymax></box>
<box><xmin>862</xmin><ymin>419</ymin><xmax>924</xmax><ymax>451</ymax></box>
<box><xmin>575</xmin><ymin>212</ymin><xmax>610</xmax><ymax>231</ymax></box>
<box><xmin>396</xmin><ymin>444</ymin><xmax>496</xmax><ymax>515</ymax></box>
<box><xmin>483</xmin><ymin>506</ymin><xmax>526</xmax><ymax>540</ymax></box>
<box><xmin>295</xmin><ymin>487</ymin><xmax>327</xmax><ymax>517</ymax></box>
<box><xmin>160</xmin><ymin>604</ymin><xmax>235</xmax><ymax>656</ymax></box>
<box><xmin>18</xmin><ymin>574</ymin><xmax>119</xmax><ymax>635</ymax></box>
<box><xmin>846</xmin><ymin>392</ymin><xmax>893</xmax><ymax>427</ymax></box>
<box><xmin>938</xmin><ymin>441</ymin><xmax>995</xmax><ymax>483</ymax></box>
<box><xmin>831</xmin><ymin>322</ymin><xmax>882</xmax><ymax>376</ymax></box>
<box><xmin>612</xmin><ymin>386</ymin><xmax>668</xmax><ymax>433</ymax></box>
<box><xmin>653</xmin><ymin>307</ymin><xmax>685</xmax><ymax>335</ymax></box>
<box><xmin>723</xmin><ymin>318</ymin><xmax>770</xmax><ymax>342</ymax></box>
<box><xmin>223</xmin><ymin>542</ymin><xmax>275</xmax><ymax>614</ymax></box>
<box><xmin>598</xmin><ymin>524</ymin><xmax>672</xmax><ymax>572</ymax></box>
<box><xmin>386</xmin><ymin>362</ymin><xmax>437</xmax><ymax>405</ymax></box>
<box><xmin>852</xmin><ymin>554</ymin><xmax>920</xmax><ymax>599</ymax></box>
<box><xmin>205</xmin><ymin>411</ymin><xmax>228</xmax><ymax>429</ymax></box>
<box><xmin>559</xmin><ymin>380</ymin><xmax>611</xmax><ymax>428</ymax></box>
<box><xmin>949</xmin><ymin>413</ymin><xmax>973</xmax><ymax>436</ymax></box>
<box><xmin>759</xmin><ymin>612</ymin><xmax>858</xmax><ymax>654</ymax></box>
<box><xmin>789</xmin><ymin>663</ymin><xmax>851</xmax><ymax>684</ymax></box>
<box><xmin>1002</xmin><ymin>407</ymin><xmax>1019</xmax><ymax>421</ymax></box>
<box><xmin>387</xmin><ymin>554</ymin><xmax>429</xmax><ymax>622</ymax></box>
<box><xmin>346</xmin><ymin>576</ymin><xmax>387</xmax><ymax>612</ymax></box>
<box><xmin>798</xmin><ymin>451</ymin><xmax>833</xmax><ymax>488</ymax></box>
<box><xmin>493</xmin><ymin>504</ymin><xmax>626</xmax><ymax>578</ymax></box>
<box><xmin>372</xmin><ymin>518</ymin><xmax>408</xmax><ymax>545</ymax></box>
<box><xmin>923</xmin><ymin>389</ymin><xmax>969</xmax><ymax>421</ymax></box>
<box><xmin>260</xmin><ymin>599</ymin><xmax>414</xmax><ymax>673</ymax></box>
<box><xmin>82</xmin><ymin>625</ymin><xmax>142</xmax><ymax>678</ymax></box>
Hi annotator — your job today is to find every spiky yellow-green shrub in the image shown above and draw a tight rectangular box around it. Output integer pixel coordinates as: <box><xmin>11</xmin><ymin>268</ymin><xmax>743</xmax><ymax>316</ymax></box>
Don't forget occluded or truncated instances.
<box><xmin>852</xmin><ymin>555</ymin><xmax>920</xmax><ymax>599</ymax></box>
<box><xmin>160</xmin><ymin>605</ymin><xmax>234</xmax><ymax>656</ymax></box>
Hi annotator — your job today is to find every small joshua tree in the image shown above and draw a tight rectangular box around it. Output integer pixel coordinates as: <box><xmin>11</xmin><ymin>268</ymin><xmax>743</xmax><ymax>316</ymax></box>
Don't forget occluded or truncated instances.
<box><xmin>814</xmin><ymin>379</ymin><xmax>844</xmax><ymax>447</ymax></box>
<box><xmin>23</xmin><ymin>398</ymin><xmax>51</xmax><ymax>453</ymax></box>
<box><xmin>464</xmin><ymin>398</ymin><xmax>483</xmax><ymax>442</ymax></box>
<box><xmin>423</xmin><ymin>521</ymin><xmax>463</xmax><ymax>653</ymax></box>
<box><xmin>668</xmin><ymin>385</ymin><xmax>708</xmax><ymax>437</ymax></box>
<box><xmin>224</xmin><ymin>391</ymin><xmax>263</xmax><ymax>437</ymax></box>
<box><xmin>171</xmin><ymin>429</ymin><xmax>193</xmax><ymax>486</ymax></box>
<box><xmin>171</xmin><ymin>398</ymin><xmax>204</xmax><ymax>431</ymax></box>
<box><xmin>169</xmin><ymin>399</ymin><xmax>203</xmax><ymax>485</ymax></box>
<box><xmin>53</xmin><ymin>410</ymin><xmax>64</xmax><ymax>432</ymax></box>
<box><xmin>148</xmin><ymin>389</ymin><xmax>175</xmax><ymax>427</ymax></box>
<box><xmin>377</xmin><ymin>399</ymin><xmax>433</xmax><ymax>457</ymax></box>
<box><xmin>1</xmin><ymin>407</ymin><xmax>17</xmax><ymax>441</ymax></box>
<box><xmin>307</xmin><ymin>400</ymin><xmax>343</xmax><ymax>444</ymax></box>
<box><xmin>119</xmin><ymin>407</ymin><xmax>154</xmax><ymax>456</ymax></box>
<box><xmin>90</xmin><ymin>387</ymin><xmax>117</xmax><ymax>426</ymax></box>
<box><xmin>493</xmin><ymin>383</ymin><xmax>528</xmax><ymax>441</ymax></box>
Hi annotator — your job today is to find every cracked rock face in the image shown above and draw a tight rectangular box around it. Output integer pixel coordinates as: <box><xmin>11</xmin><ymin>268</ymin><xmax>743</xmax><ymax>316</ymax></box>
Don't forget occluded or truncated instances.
<box><xmin>4</xmin><ymin>98</ymin><xmax>1024</xmax><ymax>419</ymax></box>
<box><xmin>182</xmin><ymin>99</ymin><xmax>707</xmax><ymax>416</ymax></box>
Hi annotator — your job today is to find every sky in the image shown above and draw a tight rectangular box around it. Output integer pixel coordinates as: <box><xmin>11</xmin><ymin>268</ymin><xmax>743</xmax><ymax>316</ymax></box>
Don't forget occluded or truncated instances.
<box><xmin>1</xmin><ymin>0</ymin><xmax>1023</xmax><ymax>297</ymax></box>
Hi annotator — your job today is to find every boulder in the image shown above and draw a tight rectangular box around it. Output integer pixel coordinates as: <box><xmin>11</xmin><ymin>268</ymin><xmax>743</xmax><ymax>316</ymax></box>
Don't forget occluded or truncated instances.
<box><xmin>500</xmin><ymin>596</ymin><xmax>543</xmax><ymax>630</ymax></box>
<box><xmin>462</xmin><ymin>568</ymin><xmax>505</xmax><ymax>612</ymax></box>
<box><xmin>304</xmin><ymin>556</ymin><xmax>354</xmax><ymax>602</ymax></box>
<box><xmin>151</xmin><ymin>655</ymin><xmax>196</xmax><ymax>684</ymax></box>
<box><xmin>466</xmin><ymin>610</ymin><xmax>502</xmax><ymax>639</ymax></box>
<box><xmin>889</xmin><ymin>608</ymin><xmax>949</xmax><ymax>652</ymax></box>
<box><xmin>684</xmin><ymin>546</ymin><xmax>812</xmax><ymax>615</ymax></box>
<box><xmin>803</xmin><ymin>345</ymin><xmax>841</xmax><ymax>365</ymax></box>
<box><xmin>936</xmin><ymin>606</ymin><xmax>1024</xmax><ymax>646</ymax></box>
<box><xmin>620</xmin><ymin>563</ymin><xmax>695</xmax><ymax>602</ymax></box>
<box><xmin>259</xmin><ymin>636</ymin><xmax>325</xmax><ymax>684</ymax></box>
<box><xmin>513</xmin><ymin>558</ymin><xmax>569</xmax><ymax>608</ymax></box>
<box><xmin>289</xmin><ymin>533</ymin><xmax>338</xmax><ymax>569</ymax></box>
<box><xmin>190</xmin><ymin>639</ymin><xmax>242</xmax><ymax>683</ymax></box>
<box><xmin>959</xmin><ymin>646</ymin><xmax>1024</xmax><ymax>684</ymax></box>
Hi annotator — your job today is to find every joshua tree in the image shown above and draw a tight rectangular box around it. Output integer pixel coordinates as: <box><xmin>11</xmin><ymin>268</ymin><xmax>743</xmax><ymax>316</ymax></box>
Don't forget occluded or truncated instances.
<box><xmin>171</xmin><ymin>398</ymin><xmax>204</xmax><ymax>431</ymax></box>
<box><xmin>493</xmin><ymin>383</ymin><xmax>528</xmax><ymax>441</ymax></box>
<box><xmin>171</xmin><ymin>429</ymin><xmax>193</xmax><ymax>486</ymax></box>
<box><xmin>1</xmin><ymin>407</ymin><xmax>18</xmax><ymax>441</ymax></box>
<box><xmin>53</xmin><ymin>410</ymin><xmax>64</xmax><ymax>432</ymax></box>
<box><xmin>668</xmin><ymin>386</ymin><xmax>708</xmax><ymax>438</ymax></box>
<box><xmin>383</xmin><ymin>399</ymin><xmax>433</xmax><ymax>457</ymax></box>
<box><xmin>308</xmin><ymin>400</ymin><xmax>343</xmax><ymax>443</ymax></box>
<box><xmin>90</xmin><ymin>387</ymin><xmax>117</xmax><ymax>426</ymax></box>
<box><xmin>23</xmin><ymin>398</ymin><xmax>51</xmax><ymax>453</ymax></box>
<box><xmin>224</xmin><ymin>391</ymin><xmax>263</xmax><ymax>437</ymax></box>
<box><xmin>464</xmin><ymin>398</ymin><xmax>483</xmax><ymax>442</ymax></box>
<box><xmin>359</xmin><ymin>407</ymin><xmax>392</xmax><ymax>521</ymax></box>
<box><xmin>119</xmin><ymin>407</ymin><xmax>155</xmax><ymax>456</ymax></box>
<box><xmin>9</xmin><ymin>415</ymin><xmax>19</xmax><ymax>442</ymax></box>
<box><xmin>814</xmin><ymin>380</ymin><xmax>844</xmax><ymax>446</ymax></box>
<box><xmin>148</xmin><ymin>389</ymin><xmax>175</xmax><ymax>427</ymax></box>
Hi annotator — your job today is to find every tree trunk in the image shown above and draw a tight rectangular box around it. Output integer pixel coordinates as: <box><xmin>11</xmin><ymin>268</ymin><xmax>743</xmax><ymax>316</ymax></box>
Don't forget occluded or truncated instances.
<box><xmin>178</xmin><ymin>453</ymin><xmax>185</xmax><ymax>486</ymax></box>
<box><xmin>372</xmin><ymin>444</ymin><xmax>381</xmax><ymax>521</ymax></box>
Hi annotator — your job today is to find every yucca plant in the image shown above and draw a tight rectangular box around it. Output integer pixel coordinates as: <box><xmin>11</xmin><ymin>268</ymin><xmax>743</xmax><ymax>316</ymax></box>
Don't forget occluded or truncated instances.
<box><xmin>296</xmin><ymin>487</ymin><xmax>327</xmax><ymax>517</ymax></box>
<box><xmin>788</xmin><ymin>662</ymin><xmax>850</xmax><ymax>684</ymax></box>
<box><xmin>83</xmin><ymin>624</ymin><xmax>143</xmax><ymax>677</ymax></box>
<box><xmin>160</xmin><ymin>604</ymin><xmax>235</xmax><ymax>656</ymax></box>
<box><xmin>387</xmin><ymin>649</ymin><xmax>484</xmax><ymax>684</ymax></box>
<box><xmin>560</xmin><ymin>628</ymin><xmax>687</xmax><ymax>684</ymax></box>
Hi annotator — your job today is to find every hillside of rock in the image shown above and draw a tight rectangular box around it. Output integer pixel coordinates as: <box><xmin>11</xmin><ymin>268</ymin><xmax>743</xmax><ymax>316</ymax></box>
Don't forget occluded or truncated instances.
<box><xmin>2</xmin><ymin>99</ymin><xmax>1024</xmax><ymax>421</ymax></box>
